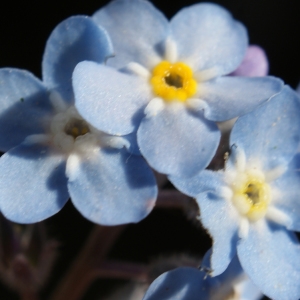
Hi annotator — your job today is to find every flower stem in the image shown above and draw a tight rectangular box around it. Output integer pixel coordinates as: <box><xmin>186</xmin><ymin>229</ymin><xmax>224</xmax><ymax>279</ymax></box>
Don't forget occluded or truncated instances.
<box><xmin>49</xmin><ymin>225</ymin><xmax>125</xmax><ymax>300</ymax></box>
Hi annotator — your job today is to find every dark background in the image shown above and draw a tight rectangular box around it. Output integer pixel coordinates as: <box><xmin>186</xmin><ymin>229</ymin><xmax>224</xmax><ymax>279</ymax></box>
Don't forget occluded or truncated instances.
<box><xmin>0</xmin><ymin>0</ymin><xmax>299</xmax><ymax>299</ymax></box>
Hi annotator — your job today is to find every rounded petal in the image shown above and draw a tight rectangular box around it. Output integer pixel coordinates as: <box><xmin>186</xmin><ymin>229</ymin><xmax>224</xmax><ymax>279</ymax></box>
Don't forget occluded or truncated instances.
<box><xmin>143</xmin><ymin>268</ymin><xmax>208</xmax><ymax>300</ymax></box>
<box><xmin>230</xmin><ymin>86</ymin><xmax>300</xmax><ymax>170</ymax></box>
<box><xmin>42</xmin><ymin>16</ymin><xmax>113</xmax><ymax>103</ymax></box>
<box><xmin>270</xmin><ymin>154</ymin><xmax>300</xmax><ymax>231</ymax></box>
<box><xmin>170</xmin><ymin>3</ymin><xmax>247</xmax><ymax>75</ymax></box>
<box><xmin>67</xmin><ymin>147</ymin><xmax>157</xmax><ymax>226</ymax></box>
<box><xmin>238</xmin><ymin>220</ymin><xmax>300</xmax><ymax>300</ymax></box>
<box><xmin>196</xmin><ymin>191</ymin><xmax>239</xmax><ymax>276</ymax></box>
<box><xmin>0</xmin><ymin>143</ymin><xmax>69</xmax><ymax>223</ymax></box>
<box><xmin>169</xmin><ymin>170</ymin><xmax>224</xmax><ymax>198</ymax></box>
<box><xmin>201</xmin><ymin>76</ymin><xmax>283</xmax><ymax>122</ymax></box>
<box><xmin>0</xmin><ymin>68</ymin><xmax>53</xmax><ymax>152</ymax></box>
<box><xmin>93</xmin><ymin>0</ymin><xmax>169</xmax><ymax>69</ymax></box>
<box><xmin>138</xmin><ymin>103</ymin><xmax>220</xmax><ymax>178</ymax></box>
<box><xmin>230</xmin><ymin>45</ymin><xmax>269</xmax><ymax>77</ymax></box>
<box><xmin>73</xmin><ymin>61</ymin><xmax>152</xmax><ymax>135</ymax></box>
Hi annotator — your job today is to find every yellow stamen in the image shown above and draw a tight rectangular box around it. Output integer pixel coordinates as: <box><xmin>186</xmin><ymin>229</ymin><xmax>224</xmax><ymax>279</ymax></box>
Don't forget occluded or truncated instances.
<box><xmin>150</xmin><ymin>61</ymin><xmax>197</xmax><ymax>102</ymax></box>
<box><xmin>231</xmin><ymin>173</ymin><xmax>271</xmax><ymax>222</ymax></box>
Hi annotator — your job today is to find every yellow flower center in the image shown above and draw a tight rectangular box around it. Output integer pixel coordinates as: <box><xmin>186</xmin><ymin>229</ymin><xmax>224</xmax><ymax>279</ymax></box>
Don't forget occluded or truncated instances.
<box><xmin>231</xmin><ymin>172</ymin><xmax>271</xmax><ymax>221</ymax></box>
<box><xmin>150</xmin><ymin>61</ymin><xmax>197</xmax><ymax>102</ymax></box>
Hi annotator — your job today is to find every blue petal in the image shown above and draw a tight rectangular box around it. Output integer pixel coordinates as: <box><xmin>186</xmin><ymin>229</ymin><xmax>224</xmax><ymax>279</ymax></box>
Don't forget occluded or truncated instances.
<box><xmin>195</xmin><ymin>190</ymin><xmax>239</xmax><ymax>276</ymax></box>
<box><xmin>137</xmin><ymin>104</ymin><xmax>220</xmax><ymax>177</ymax></box>
<box><xmin>201</xmin><ymin>76</ymin><xmax>283</xmax><ymax>121</ymax></box>
<box><xmin>230</xmin><ymin>86</ymin><xmax>300</xmax><ymax>170</ymax></box>
<box><xmin>0</xmin><ymin>143</ymin><xmax>69</xmax><ymax>223</ymax></box>
<box><xmin>67</xmin><ymin>147</ymin><xmax>157</xmax><ymax>226</ymax></box>
<box><xmin>73</xmin><ymin>61</ymin><xmax>151</xmax><ymax>135</ymax></box>
<box><xmin>170</xmin><ymin>3</ymin><xmax>247</xmax><ymax>75</ymax></box>
<box><xmin>270</xmin><ymin>154</ymin><xmax>300</xmax><ymax>231</ymax></box>
<box><xmin>93</xmin><ymin>0</ymin><xmax>169</xmax><ymax>69</ymax></box>
<box><xmin>0</xmin><ymin>68</ymin><xmax>53</xmax><ymax>152</ymax></box>
<box><xmin>238</xmin><ymin>220</ymin><xmax>300</xmax><ymax>300</ymax></box>
<box><xmin>42</xmin><ymin>16</ymin><xmax>113</xmax><ymax>103</ymax></box>
<box><xmin>143</xmin><ymin>268</ymin><xmax>208</xmax><ymax>300</ymax></box>
<box><xmin>169</xmin><ymin>170</ymin><xmax>224</xmax><ymax>198</ymax></box>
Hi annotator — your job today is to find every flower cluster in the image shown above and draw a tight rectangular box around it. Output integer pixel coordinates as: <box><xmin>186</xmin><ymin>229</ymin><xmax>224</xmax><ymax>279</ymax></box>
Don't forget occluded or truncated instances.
<box><xmin>1</xmin><ymin>0</ymin><xmax>300</xmax><ymax>299</ymax></box>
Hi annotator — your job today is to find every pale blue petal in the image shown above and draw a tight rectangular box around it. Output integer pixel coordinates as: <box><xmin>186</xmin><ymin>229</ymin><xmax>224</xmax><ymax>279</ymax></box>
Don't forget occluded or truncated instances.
<box><xmin>68</xmin><ymin>147</ymin><xmax>157</xmax><ymax>226</ymax></box>
<box><xmin>42</xmin><ymin>16</ymin><xmax>113</xmax><ymax>103</ymax></box>
<box><xmin>170</xmin><ymin>3</ymin><xmax>247</xmax><ymax>75</ymax></box>
<box><xmin>238</xmin><ymin>221</ymin><xmax>300</xmax><ymax>300</ymax></box>
<box><xmin>93</xmin><ymin>0</ymin><xmax>169</xmax><ymax>69</ymax></box>
<box><xmin>231</xmin><ymin>86</ymin><xmax>300</xmax><ymax>170</ymax></box>
<box><xmin>169</xmin><ymin>170</ymin><xmax>224</xmax><ymax>198</ymax></box>
<box><xmin>196</xmin><ymin>191</ymin><xmax>239</xmax><ymax>276</ymax></box>
<box><xmin>138</xmin><ymin>104</ymin><xmax>220</xmax><ymax>178</ymax></box>
<box><xmin>0</xmin><ymin>143</ymin><xmax>68</xmax><ymax>223</ymax></box>
<box><xmin>73</xmin><ymin>61</ymin><xmax>151</xmax><ymax>135</ymax></box>
<box><xmin>0</xmin><ymin>68</ymin><xmax>53</xmax><ymax>152</ymax></box>
<box><xmin>270</xmin><ymin>154</ymin><xmax>300</xmax><ymax>231</ymax></box>
<box><xmin>143</xmin><ymin>268</ymin><xmax>208</xmax><ymax>300</ymax></box>
<box><xmin>201</xmin><ymin>76</ymin><xmax>283</xmax><ymax>121</ymax></box>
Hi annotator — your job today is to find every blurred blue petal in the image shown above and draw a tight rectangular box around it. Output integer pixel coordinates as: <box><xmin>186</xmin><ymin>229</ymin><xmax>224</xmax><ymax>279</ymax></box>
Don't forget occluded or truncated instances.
<box><xmin>0</xmin><ymin>143</ymin><xmax>69</xmax><ymax>223</ymax></box>
<box><xmin>238</xmin><ymin>221</ymin><xmax>300</xmax><ymax>300</ymax></box>
<box><xmin>201</xmin><ymin>76</ymin><xmax>283</xmax><ymax>121</ymax></box>
<box><xmin>143</xmin><ymin>267</ymin><xmax>208</xmax><ymax>300</ymax></box>
<box><xmin>42</xmin><ymin>16</ymin><xmax>113</xmax><ymax>103</ymax></box>
<box><xmin>171</xmin><ymin>3</ymin><xmax>247</xmax><ymax>75</ymax></box>
<box><xmin>73</xmin><ymin>61</ymin><xmax>151</xmax><ymax>135</ymax></box>
<box><xmin>0</xmin><ymin>69</ymin><xmax>53</xmax><ymax>152</ymax></box>
<box><xmin>143</xmin><ymin>256</ymin><xmax>261</xmax><ymax>300</ymax></box>
<box><xmin>230</xmin><ymin>86</ymin><xmax>300</xmax><ymax>170</ymax></box>
<box><xmin>93</xmin><ymin>0</ymin><xmax>169</xmax><ymax>69</ymax></box>
<box><xmin>68</xmin><ymin>147</ymin><xmax>157</xmax><ymax>225</ymax></box>
<box><xmin>138</xmin><ymin>103</ymin><xmax>220</xmax><ymax>177</ymax></box>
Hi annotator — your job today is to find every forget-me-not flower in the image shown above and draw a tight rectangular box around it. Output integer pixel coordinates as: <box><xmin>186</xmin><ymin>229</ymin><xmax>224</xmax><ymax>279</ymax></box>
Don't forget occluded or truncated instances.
<box><xmin>0</xmin><ymin>16</ymin><xmax>157</xmax><ymax>225</ymax></box>
<box><xmin>143</xmin><ymin>256</ymin><xmax>262</xmax><ymax>300</ymax></box>
<box><xmin>170</xmin><ymin>86</ymin><xmax>300</xmax><ymax>299</ymax></box>
<box><xmin>73</xmin><ymin>0</ymin><xmax>283</xmax><ymax>178</ymax></box>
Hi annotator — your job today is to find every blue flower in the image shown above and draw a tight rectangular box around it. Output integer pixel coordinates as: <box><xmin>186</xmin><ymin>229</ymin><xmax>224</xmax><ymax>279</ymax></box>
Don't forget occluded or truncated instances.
<box><xmin>73</xmin><ymin>0</ymin><xmax>283</xmax><ymax>178</ymax></box>
<box><xmin>143</xmin><ymin>256</ymin><xmax>262</xmax><ymax>300</ymax></box>
<box><xmin>0</xmin><ymin>16</ymin><xmax>157</xmax><ymax>225</ymax></box>
<box><xmin>170</xmin><ymin>86</ymin><xmax>300</xmax><ymax>299</ymax></box>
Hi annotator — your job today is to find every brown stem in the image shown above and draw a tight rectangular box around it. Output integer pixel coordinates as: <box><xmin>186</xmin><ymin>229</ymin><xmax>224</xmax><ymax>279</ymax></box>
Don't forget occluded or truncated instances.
<box><xmin>49</xmin><ymin>225</ymin><xmax>125</xmax><ymax>300</ymax></box>
<box><xmin>96</xmin><ymin>260</ymin><xmax>148</xmax><ymax>282</ymax></box>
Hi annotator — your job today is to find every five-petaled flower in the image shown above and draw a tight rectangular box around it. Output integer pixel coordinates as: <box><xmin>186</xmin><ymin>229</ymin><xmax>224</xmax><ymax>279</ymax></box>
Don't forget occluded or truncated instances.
<box><xmin>0</xmin><ymin>16</ymin><xmax>157</xmax><ymax>225</ymax></box>
<box><xmin>73</xmin><ymin>0</ymin><xmax>283</xmax><ymax>178</ymax></box>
